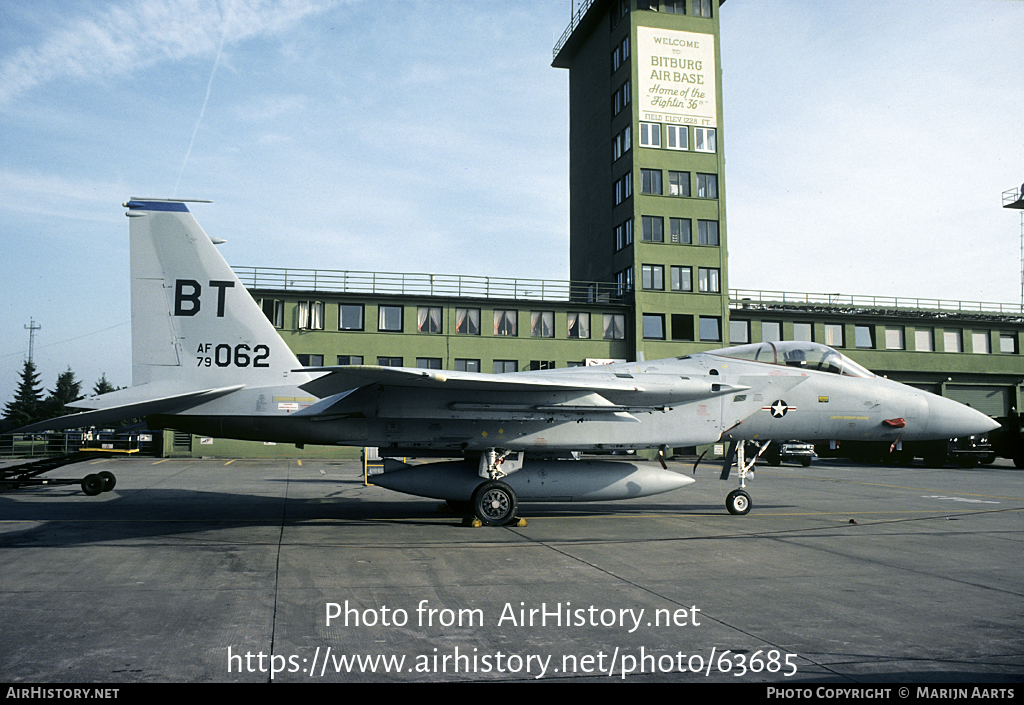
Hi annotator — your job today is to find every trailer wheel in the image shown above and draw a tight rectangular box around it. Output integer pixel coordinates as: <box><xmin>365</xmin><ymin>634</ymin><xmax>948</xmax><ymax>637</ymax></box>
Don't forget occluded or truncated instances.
<box><xmin>81</xmin><ymin>474</ymin><xmax>104</xmax><ymax>496</ymax></box>
<box><xmin>98</xmin><ymin>471</ymin><xmax>116</xmax><ymax>492</ymax></box>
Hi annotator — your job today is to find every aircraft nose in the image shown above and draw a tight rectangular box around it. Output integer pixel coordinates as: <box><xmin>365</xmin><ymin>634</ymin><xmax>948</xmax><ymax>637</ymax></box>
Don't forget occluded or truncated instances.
<box><xmin>924</xmin><ymin>393</ymin><xmax>1000</xmax><ymax>439</ymax></box>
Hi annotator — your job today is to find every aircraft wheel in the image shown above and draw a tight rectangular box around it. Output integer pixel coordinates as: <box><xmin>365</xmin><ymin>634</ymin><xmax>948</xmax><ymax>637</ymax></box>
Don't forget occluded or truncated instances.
<box><xmin>725</xmin><ymin>489</ymin><xmax>751</xmax><ymax>515</ymax></box>
<box><xmin>472</xmin><ymin>480</ymin><xmax>518</xmax><ymax>526</ymax></box>
<box><xmin>98</xmin><ymin>471</ymin><xmax>116</xmax><ymax>492</ymax></box>
<box><xmin>81</xmin><ymin>474</ymin><xmax>104</xmax><ymax>496</ymax></box>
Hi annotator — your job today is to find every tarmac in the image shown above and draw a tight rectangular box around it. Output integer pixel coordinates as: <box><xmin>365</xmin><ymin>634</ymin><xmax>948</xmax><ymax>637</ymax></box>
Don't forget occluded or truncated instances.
<box><xmin>1</xmin><ymin>454</ymin><xmax>1022</xmax><ymax>684</ymax></box>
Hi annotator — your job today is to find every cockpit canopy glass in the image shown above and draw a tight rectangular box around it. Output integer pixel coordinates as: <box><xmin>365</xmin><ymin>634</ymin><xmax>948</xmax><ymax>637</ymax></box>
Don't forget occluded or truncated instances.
<box><xmin>705</xmin><ymin>341</ymin><xmax>875</xmax><ymax>378</ymax></box>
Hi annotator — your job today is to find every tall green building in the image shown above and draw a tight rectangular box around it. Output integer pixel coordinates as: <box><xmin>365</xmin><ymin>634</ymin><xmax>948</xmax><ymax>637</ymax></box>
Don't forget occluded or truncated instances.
<box><xmin>554</xmin><ymin>0</ymin><xmax>729</xmax><ymax>361</ymax></box>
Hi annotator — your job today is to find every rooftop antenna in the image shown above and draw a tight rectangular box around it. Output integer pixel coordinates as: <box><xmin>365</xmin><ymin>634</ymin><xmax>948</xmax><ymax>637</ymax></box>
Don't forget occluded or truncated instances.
<box><xmin>1002</xmin><ymin>183</ymin><xmax>1024</xmax><ymax>311</ymax></box>
<box><xmin>24</xmin><ymin>318</ymin><xmax>41</xmax><ymax>364</ymax></box>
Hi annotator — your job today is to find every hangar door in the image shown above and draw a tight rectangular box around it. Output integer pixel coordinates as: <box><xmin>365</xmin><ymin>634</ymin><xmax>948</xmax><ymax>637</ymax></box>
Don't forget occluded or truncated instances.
<box><xmin>945</xmin><ymin>385</ymin><xmax>1012</xmax><ymax>418</ymax></box>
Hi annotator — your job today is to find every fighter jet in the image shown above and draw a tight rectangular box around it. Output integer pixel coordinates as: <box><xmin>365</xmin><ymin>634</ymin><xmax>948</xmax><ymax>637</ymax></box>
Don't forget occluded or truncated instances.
<box><xmin>20</xmin><ymin>199</ymin><xmax>999</xmax><ymax>524</ymax></box>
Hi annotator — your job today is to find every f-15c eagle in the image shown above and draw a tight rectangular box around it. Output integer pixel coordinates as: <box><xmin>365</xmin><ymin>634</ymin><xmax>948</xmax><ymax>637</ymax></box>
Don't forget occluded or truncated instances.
<box><xmin>20</xmin><ymin>199</ymin><xmax>998</xmax><ymax>524</ymax></box>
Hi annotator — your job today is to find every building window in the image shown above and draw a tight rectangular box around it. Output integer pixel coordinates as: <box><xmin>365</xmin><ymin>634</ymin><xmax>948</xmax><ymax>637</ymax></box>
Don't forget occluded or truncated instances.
<box><xmin>529</xmin><ymin>360</ymin><xmax>556</xmax><ymax>371</ymax></box>
<box><xmin>298</xmin><ymin>301</ymin><xmax>324</xmax><ymax>330</ymax></box>
<box><xmin>793</xmin><ymin>322</ymin><xmax>813</xmax><ymax>342</ymax></box>
<box><xmin>455</xmin><ymin>308</ymin><xmax>481</xmax><ymax>335</ymax></box>
<box><xmin>531</xmin><ymin>311</ymin><xmax>554</xmax><ymax>338</ymax></box>
<box><xmin>697</xmin><ymin>267</ymin><xmax>720</xmax><ymax>293</ymax></box>
<box><xmin>604</xmin><ymin>313</ymin><xmax>626</xmax><ymax>340</ymax></box>
<box><xmin>611</xmin><ymin>0</ymin><xmax>629</xmax><ymax>28</ymax></box>
<box><xmin>416</xmin><ymin>357</ymin><xmax>442</xmax><ymax>369</ymax></box>
<box><xmin>670</xmin><ymin>217</ymin><xmax>691</xmax><ymax>244</ymax></box>
<box><xmin>672</xmin><ymin>314</ymin><xmax>694</xmax><ymax>341</ymax></box>
<box><xmin>943</xmin><ymin>330</ymin><xmax>962</xmax><ymax>353</ymax></box>
<box><xmin>262</xmin><ymin>299</ymin><xmax>284</xmax><ymax>328</ymax></box>
<box><xmin>915</xmin><ymin>328</ymin><xmax>934</xmax><ymax>352</ymax></box>
<box><xmin>614</xmin><ymin>172</ymin><xmax>632</xmax><ymax>205</ymax></box>
<box><xmin>339</xmin><ymin>304</ymin><xmax>364</xmax><ymax>331</ymax></box>
<box><xmin>881</xmin><ymin>327</ymin><xmax>904</xmax><ymax>350</ymax></box>
<box><xmin>612</xmin><ymin>80</ymin><xmax>631</xmax><ymax>116</ymax></box>
<box><xmin>666</xmin><ymin>125</ymin><xmax>688</xmax><ymax>150</ymax></box>
<box><xmin>670</xmin><ymin>265</ymin><xmax>692</xmax><ymax>291</ymax></box>
<box><xmin>1000</xmin><ymin>333</ymin><xmax>1018</xmax><ymax>354</ymax></box>
<box><xmin>971</xmin><ymin>332</ymin><xmax>990</xmax><ymax>354</ymax></box>
<box><xmin>642</xmin><ymin>264</ymin><xmax>664</xmax><ymax>290</ymax></box>
<box><xmin>568</xmin><ymin>312</ymin><xmax>590</xmax><ymax>339</ymax></box>
<box><xmin>664</xmin><ymin>0</ymin><xmax>686</xmax><ymax>12</ymax></box>
<box><xmin>668</xmin><ymin>171</ymin><xmax>690</xmax><ymax>197</ymax></box>
<box><xmin>616</xmin><ymin>267</ymin><xmax>633</xmax><ymax>294</ymax></box>
<box><xmin>643</xmin><ymin>314</ymin><xmax>665</xmax><ymax>340</ymax></box>
<box><xmin>640</xmin><ymin>169</ymin><xmax>662</xmax><ymax>194</ymax></box>
<box><xmin>378</xmin><ymin>356</ymin><xmax>403</xmax><ymax>367</ymax></box>
<box><xmin>611</xmin><ymin>36</ymin><xmax>629</xmax><ymax>72</ymax></box>
<box><xmin>455</xmin><ymin>359</ymin><xmax>480</xmax><ymax>372</ymax></box>
<box><xmin>696</xmin><ymin>173</ymin><xmax>718</xmax><ymax>198</ymax></box>
<box><xmin>692</xmin><ymin>0</ymin><xmax>713</xmax><ymax>18</ymax></box>
<box><xmin>613</xmin><ymin>126</ymin><xmax>631</xmax><ymax>161</ymax></box>
<box><xmin>641</xmin><ymin>216</ymin><xmax>664</xmax><ymax>242</ymax></box>
<box><xmin>824</xmin><ymin>323</ymin><xmax>844</xmax><ymax>347</ymax></box>
<box><xmin>697</xmin><ymin>220</ymin><xmax>719</xmax><ymax>246</ymax></box>
<box><xmin>417</xmin><ymin>306</ymin><xmax>442</xmax><ymax>334</ymax></box>
<box><xmin>693</xmin><ymin>127</ymin><xmax>716</xmax><ymax>153</ymax></box>
<box><xmin>337</xmin><ymin>355</ymin><xmax>362</xmax><ymax>365</ymax></box>
<box><xmin>494</xmin><ymin>310</ymin><xmax>517</xmax><ymax>336</ymax></box>
<box><xmin>615</xmin><ymin>219</ymin><xmax>633</xmax><ymax>251</ymax></box>
<box><xmin>297</xmin><ymin>354</ymin><xmax>324</xmax><ymax>367</ymax></box>
<box><xmin>762</xmin><ymin>321</ymin><xmax>782</xmax><ymax>342</ymax></box>
<box><xmin>378</xmin><ymin>305</ymin><xmax>403</xmax><ymax>332</ymax></box>
<box><xmin>639</xmin><ymin>122</ymin><xmax>661</xmax><ymax>148</ymax></box>
<box><xmin>730</xmin><ymin>319</ymin><xmax>750</xmax><ymax>344</ymax></box>
<box><xmin>855</xmin><ymin>325</ymin><xmax>874</xmax><ymax>349</ymax></box>
<box><xmin>494</xmin><ymin>360</ymin><xmax>518</xmax><ymax>374</ymax></box>
<box><xmin>699</xmin><ymin>316</ymin><xmax>722</xmax><ymax>342</ymax></box>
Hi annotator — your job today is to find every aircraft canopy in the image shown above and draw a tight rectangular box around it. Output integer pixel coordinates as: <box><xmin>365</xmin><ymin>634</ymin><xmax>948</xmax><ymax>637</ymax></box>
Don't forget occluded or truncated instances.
<box><xmin>706</xmin><ymin>341</ymin><xmax>875</xmax><ymax>378</ymax></box>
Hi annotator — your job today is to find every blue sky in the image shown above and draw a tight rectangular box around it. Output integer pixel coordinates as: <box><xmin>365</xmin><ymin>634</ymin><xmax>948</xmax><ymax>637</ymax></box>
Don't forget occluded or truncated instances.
<box><xmin>1</xmin><ymin>0</ymin><xmax>1022</xmax><ymax>405</ymax></box>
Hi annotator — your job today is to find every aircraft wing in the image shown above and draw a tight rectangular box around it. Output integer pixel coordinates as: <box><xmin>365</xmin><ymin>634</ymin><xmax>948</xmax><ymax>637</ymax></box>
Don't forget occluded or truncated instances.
<box><xmin>13</xmin><ymin>385</ymin><xmax>245</xmax><ymax>433</ymax></box>
<box><xmin>295</xmin><ymin>365</ymin><xmax>748</xmax><ymax>422</ymax></box>
<box><xmin>297</xmin><ymin>365</ymin><xmax>650</xmax><ymax>396</ymax></box>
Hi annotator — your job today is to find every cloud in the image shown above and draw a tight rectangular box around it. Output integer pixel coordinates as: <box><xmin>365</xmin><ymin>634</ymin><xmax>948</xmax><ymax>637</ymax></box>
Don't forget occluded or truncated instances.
<box><xmin>0</xmin><ymin>0</ymin><xmax>336</xmax><ymax>107</ymax></box>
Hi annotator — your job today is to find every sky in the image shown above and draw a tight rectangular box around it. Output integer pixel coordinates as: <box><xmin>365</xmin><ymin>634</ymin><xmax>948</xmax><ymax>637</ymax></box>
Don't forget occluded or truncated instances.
<box><xmin>1</xmin><ymin>0</ymin><xmax>1022</xmax><ymax>406</ymax></box>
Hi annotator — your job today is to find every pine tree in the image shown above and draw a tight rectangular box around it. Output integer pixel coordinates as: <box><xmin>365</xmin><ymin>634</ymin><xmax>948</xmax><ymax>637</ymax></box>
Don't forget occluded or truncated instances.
<box><xmin>93</xmin><ymin>373</ymin><xmax>116</xmax><ymax>395</ymax></box>
<box><xmin>44</xmin><ymin>367</ymin><xmax>82</xmax><ymax>418</ymax></box>
<box><xmin>3</xmin><ymin>358</ymin><xmax>45</xmax><ymax>428</ymax></box>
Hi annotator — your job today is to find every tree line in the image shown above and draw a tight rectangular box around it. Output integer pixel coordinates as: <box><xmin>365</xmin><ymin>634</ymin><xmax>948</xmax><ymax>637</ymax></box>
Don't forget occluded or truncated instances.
<box><xmin>1</xmin><ymin>358</ymin><xmax>118</xmax><ymax>432</ymax></box>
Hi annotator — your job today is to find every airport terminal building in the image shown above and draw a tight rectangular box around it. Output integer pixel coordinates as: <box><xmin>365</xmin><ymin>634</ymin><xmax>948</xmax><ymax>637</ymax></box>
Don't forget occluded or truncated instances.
<box><xmin>210</xmin><ymin>0</ymin><xmax>1024</xmax><ymax>457</ymax></box>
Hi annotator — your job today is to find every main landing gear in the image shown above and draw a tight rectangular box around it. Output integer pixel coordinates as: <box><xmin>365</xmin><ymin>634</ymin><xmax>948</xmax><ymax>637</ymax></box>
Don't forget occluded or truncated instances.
<box><xmin>466</xmin><ymin>449</ymin><xmax>525</xmax><ymax>527</ymax></box>
<box><xmin>471</xmin><ymin>480</ymin><xmax>518</xmax><ymax>526</ymax></box>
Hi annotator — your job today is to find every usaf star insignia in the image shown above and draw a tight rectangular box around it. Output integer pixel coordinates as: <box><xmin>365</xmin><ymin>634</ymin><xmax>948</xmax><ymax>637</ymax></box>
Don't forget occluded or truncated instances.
<box><xmin>763</xmin><ymin>400</ymin><xmax>794</xmax><ymax>418</ymax></box>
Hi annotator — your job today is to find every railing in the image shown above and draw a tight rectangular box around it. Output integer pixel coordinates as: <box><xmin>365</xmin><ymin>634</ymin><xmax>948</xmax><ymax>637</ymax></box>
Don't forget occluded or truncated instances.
<box><xmin>553</xmin><ymin>0</ymin><xmax>597</xmax><ymax>60</ymax></box>
<box><xmin>235</xmin><ymin>266</ymin><xmax>627</xmax><ymax>304</ymax></box>
<box><xmin>730</xmin><ymin>289</ymin><xmax>1024</xmax><ymax>317</ymax></box>
<box><xmin>1003</xmin><ymin>187</ymin><xmax>1022</xmax><ymax>207</ymax></box>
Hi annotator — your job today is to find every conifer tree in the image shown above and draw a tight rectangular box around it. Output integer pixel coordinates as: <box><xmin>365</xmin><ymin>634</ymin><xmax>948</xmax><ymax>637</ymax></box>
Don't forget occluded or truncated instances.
<box><xmin>3</xmin><ymin>358</ymin><xmax>44</xmax><ymax>428</ymax></box>
<box><xmin>93</xmin><ymin>373</ymin><xmax>116</xmax><ymax>395</ymax></box>
<box><xmin>44</xmin><ymin>367</ymin><xmax>82</xmax><ymax>418</ymax></box>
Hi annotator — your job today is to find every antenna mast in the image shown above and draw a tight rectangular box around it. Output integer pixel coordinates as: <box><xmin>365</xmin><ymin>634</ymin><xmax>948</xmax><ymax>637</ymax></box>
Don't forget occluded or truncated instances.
<box><xmin>24</xmin><ymin>318</ymin><xmax>41</xmax><ymax>364</ymax></box>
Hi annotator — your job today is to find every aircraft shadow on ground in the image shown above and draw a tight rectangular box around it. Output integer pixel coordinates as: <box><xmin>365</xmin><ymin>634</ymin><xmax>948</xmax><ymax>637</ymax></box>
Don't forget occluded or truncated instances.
<box><xmin>0</xmin><ymin>485</ymin><xmax>751</xmax><ymax>548</ymax></box>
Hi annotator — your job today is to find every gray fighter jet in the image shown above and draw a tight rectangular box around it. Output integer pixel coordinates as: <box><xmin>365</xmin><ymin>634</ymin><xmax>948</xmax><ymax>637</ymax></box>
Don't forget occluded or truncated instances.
<box><xmin>21</xmin><ymin>199</ymin><xmax>999</xmax><ymax>524</ymax></box>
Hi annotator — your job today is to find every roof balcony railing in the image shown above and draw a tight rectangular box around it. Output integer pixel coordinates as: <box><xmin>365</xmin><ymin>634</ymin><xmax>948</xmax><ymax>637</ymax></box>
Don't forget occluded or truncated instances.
<box><xmin>235</xmin><ymin>265</ymin><xmax>627</xmax><ymax>305</ymax></box>
<box><xmin>730</xmin><ymin>289</ymin><xmax>1024</xmax><ymax>317</ymax></box>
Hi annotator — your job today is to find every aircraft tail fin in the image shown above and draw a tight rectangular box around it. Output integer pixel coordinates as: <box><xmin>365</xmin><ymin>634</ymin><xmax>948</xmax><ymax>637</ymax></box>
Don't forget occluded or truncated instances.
<box><xmin>125</xmin><ymin>199</ymin><xmax>309</xmax><ymax>390</ymax></box>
